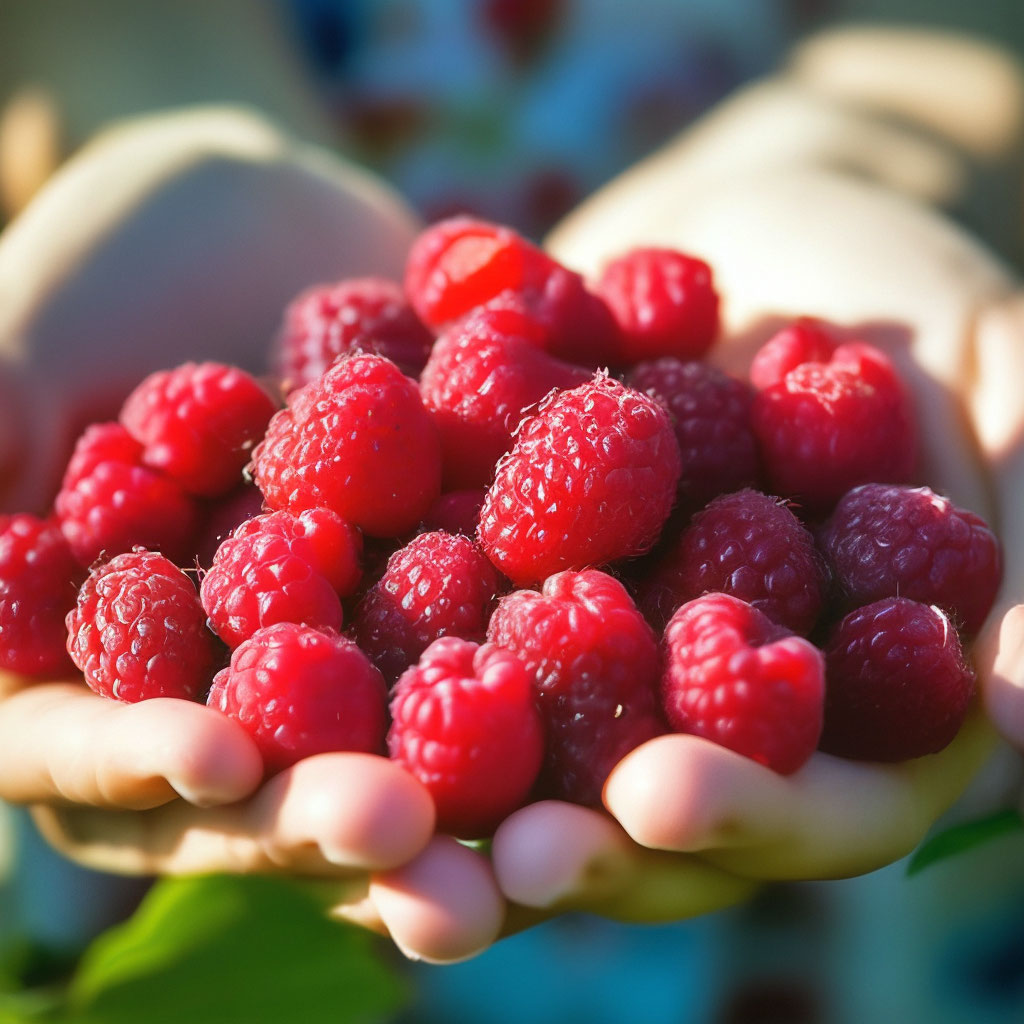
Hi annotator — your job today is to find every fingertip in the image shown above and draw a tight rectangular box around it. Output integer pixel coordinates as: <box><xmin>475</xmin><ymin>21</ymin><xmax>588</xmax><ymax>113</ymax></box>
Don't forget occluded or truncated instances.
<box><xmin>370</xmin><ymin>836</ymin><xmax>504</xmax><ymax>964</ymax></box>
<box><xmin>979</xmin><ymin>603</ymin><xmax>1024</xmax><ymax>749</ymax></box>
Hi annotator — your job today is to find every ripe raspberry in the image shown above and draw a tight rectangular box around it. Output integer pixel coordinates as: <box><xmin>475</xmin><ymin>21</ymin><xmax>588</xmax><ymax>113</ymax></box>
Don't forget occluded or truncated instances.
<box><xmin>821</xmin><ymin>598</ymin><xmax>975</xmax><ymax>761</ymax></box>
<box><xmin>640</xmin><ymin>490</ymin><xmax>826</xmax><ymax>634</ymax></box>
<box><xmin>420</xmin><ymin>306</ymin><xmax>589</xmax><ymax>488</ymax></box>
<box><xmin>626</xmin><ymin>358</ymin><xmax>758</xmax><ymax>514</ymax></box>
<box><xmin>419</xmin><ymin>489</ymin><xmax>486</xmax><ymax>537</ymax></box>
<box><xmin>597</xmin><ymin>247</ymin><xmax>719</xmax><ymax>364</ymax></box>
<box><xmin>56</xmin><ymin>460</ymin><xmax>199</xmax><ymax>567</ymax></box>
<box><xmin>193</xmin><ymin>485</ymin><xmax>265</xmax><ymax>569</ymax></box>
<box><xmin>749</xmin><ymin>318</ymin><xmax>837</xmax><ymax>391</ymax></box>
<box><xmin>121</xmin><ymin>362</ymin><xmax>277</xmax><ymax>498</ymax></box>
<box><xmin>820</xmin><ymin>483</ymin><xmax>1001</xmax><ymax>635</ymax></box>
<box><xmin>751</xmin><ymin>340</ymin><xmax>916</xmax><ymax>510</ymax></box>
<box><xmin>66</xmin><ymin>550</ymin><xmax>216</xmax><ymax>702</ymax></box>
<box><xmin>208</xmin><ymin>623</ymin><xmax>387</xmax><ymax>775</ymax></box>
<box><xmin>661</xmin><ymin>593</ymin><xmax>824</xmax><ymax>775</ymax></box>
<box><xmin>479</xmin><ymin>375</ymin><xmax>681</xmax><ymax>585</ymax></box>
<box><xmin>355</xmin><ymin>531</ymin><xmax>502</xmax><ymax>683</ymax></box>
<box><xmin>0</xmin><ymin>516</ymin><xmax>81</xmax><ymax>676</ymax></box>
<box><xmin>60</xmin><ymin>422</ymin><xmax>143</xmax><ymax>492</ymax></box>
<box><xmin>488</xmin><ymin>569</ymin><xmax>663</xmax><ymax>806</ymax></box>
<box><xmin>388</xmin><ymin>637</ymin><xmax>544</xmax><ymax>836</ymax></box>
<box><xmin>272</xmin><ymin>277</ymin><xmax>435</xmax><ymax>390</ymax></box>
<box><xmin>252</xmin><ymin>352</ymin><xmax>442</xmax><ymax>538</ymax></box>
<box><xmin>201</xmin><ymin>508</ymin><xmax>360</xmax><ymax>649</ymax></box>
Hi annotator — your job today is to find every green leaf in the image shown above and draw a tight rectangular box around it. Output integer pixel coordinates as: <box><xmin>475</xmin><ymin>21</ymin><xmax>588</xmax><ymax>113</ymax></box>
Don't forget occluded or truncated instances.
<box><xmin>66</xmin><ymin>875</ymin><xmax>406</xmax><ymax>1024</ymax></box>
<box><xmin>907</xmin><ymin>808</ymin><xmax>1024</xmax><ymax>877</ymax></box>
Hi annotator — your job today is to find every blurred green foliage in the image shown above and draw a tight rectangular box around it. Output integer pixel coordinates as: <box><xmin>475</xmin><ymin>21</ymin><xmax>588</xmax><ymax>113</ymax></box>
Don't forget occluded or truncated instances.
<box><xmin>907</xmin><ymin>809</ymin><xmax>1024</xmax><ymax>877</ymax></box>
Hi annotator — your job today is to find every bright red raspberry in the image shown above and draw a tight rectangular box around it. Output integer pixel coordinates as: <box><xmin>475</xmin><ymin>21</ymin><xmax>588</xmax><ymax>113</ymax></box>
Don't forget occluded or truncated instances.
<box><xmin>420</xmin><ymin>306</ymin><xmax>589</xmax><ymax>488</ymax></box>
<box><xmin>66</xmin><ymin>550</ymin><xmax>216</xmax><ymax>702</ymax></box>
<box><xmin>626</xmin><ymin>358</ymin><xmax>758</xmax><ymax>514</ymax></box>
<box><xmin>355</xmin><ymin>531</ymin><xmax>502</xmax><ymax>683</ymax></box>
<box><xmin>640</xmin><ymin>490</ymin><xmax>826</xmax><ymax>635</ymax></box>
<box><xmin>820</xmin><ymin>483</ymin><xmax>1001</xmax><ymax>635</ymax></box>
<box><xmin>121</xmin><ymin>362</ymin><xmax>277</xmax><ymax>498</ymax></box>
<box><xmin>252</xmin><ymin>353</ymin><xmax>442</xmax><ymax>538</ymax></box>
<box><xmin>0</xmin><ymin>516</ymin><xmax>81</xmax><ymax>676</ymax></box>
<box><xmin>479</xmin><ymin>375</ymin><xmax>681</xmax><ymax>585</ymax></box>
<box><xmin>272</xmin><ymin>277</ymin><xmax>435</xmax><ymax>391</ymax></box>
<box><xmin>56</xmin><ymin>460</ymin><xmax>199</xmax><ymax>567</ymax></box>
<box><xmin>488</xmin><ymin>569</ymin><xmax>663</xmax><ymax>806</ymax></box>
<box><xmin>749</xmin><ymin>318</ymin><xmax>836</xmax><ymax>391</ymax></box>
<box><xmin>208</xmin><ymin>622</ymin><xmax>387</xmax><ymax>775</ymax></box>
<box><xmin>751</xmin><ymin>340</ymin><xmax>916</xmax><ymax>510</ymax></box>
<box><xmin>193</xmin><ymin>485</ymin><xmax>265</xmax><ymax>569</ymax></box>
<box><xmin>388</xmin><ymin>637</ymin><xmax>544</xmax><ymax>836</ymax></box>
<box><xmin>821</xmin><ymin>598</ymin><xmax>975</xmax><ymax>761</ymax></box>
<box><xmin>419</xmin><ymin>489</ymin><xmax>486</xmax><ymax>537</ymax></box>
<box><xmin>661</xmin><ymin>593</ymin><xmax>824</xmax><ymax>775</ymax></box>
<box><xmin>60</xmin><ymin>423</ymin><xmax>143</xmax><ymax>492</ymax></box>
<box><xmin>597</xmin><ymin>247</ymin><xmax>719</xmax><ymax>364</ymax></box>
<box><xmin>201</xmin><ymin>508</ymin><xmax>360</xmax><ymax>649</ymax></box>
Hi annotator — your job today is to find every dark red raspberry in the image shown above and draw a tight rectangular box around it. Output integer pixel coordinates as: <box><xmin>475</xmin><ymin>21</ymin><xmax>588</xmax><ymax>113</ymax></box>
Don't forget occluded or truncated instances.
<box><xmin>252</xmin><ymin>352</ymin><xmax>441</xmax><ymax>538</ymax></box>
<box><xmin>66</xmin><ymin>550</ymin><xmax>216</xmax><ymax>702</ymax></box>
<box><xmin>0</xmin><ymin>516</ymin><xmax>81</xmax><ymax>676</ymax></box>
<box><xmin>488</xmin><ymin>569</ymin><xmax>663</xmax><ymax>806</ymax></box>
<box><xmin>820</xmin><ymin>483</ymin><xmax>1001</xmax><ymax>635</ymax></box>
<box><xmin>479</xmin><ymin>375</ymin><xmax>681</xmax><ymax>585</ymax></box>
<box><xmin>661</xmin><ymin>593</ymin><xmax>824</xmax><ymax>774</ymax></box>
<box><xmin>821</xmin><ymin>597</ymin><xmax>975</xmax><ymax>761</ymax></box>
<box><xmin>201</xmin><ymin>508</ymin><xmax>360</xmax><ymax>649</ymax></box>
<box><xmin>56</xmin><ymin>460</ymin><xmax>199</xmax><ymax>567</ymax></box>
<box><xmin>388</xmin><ymin>637</ymin><xmax>544</xmax><ymax>836</ymax></box>
<box><xmin>121</xmin><ymin>362</ymin><xmax>277</xmax><ymax>498</ymax></box>
<box><xmin>60</xmin><ymin>422</ymin><xmax>143</xmax><ymax>492</ymax></box>
<box><xmin>355</xmin><ymin>531</ymin><xmax>502</xmax><ymax>683</ymax></box>
<box><xmin>597</xmin><ymin>247</ymin><xmax>719</xmax><ymax>364</ymax></box>
<box><xmin>751</xmin><ymin>340</ymin><xmax>916</xmax><ymax>510</ymax></box>
<box><xmin>193</xmin><ymin>485</ymin><xmax>265</xmax><ymax>569</ymax></box>
<box><xmin>272</xmin><ymin>277</ymin><xmax>435</xmax><ymax>390</ymax></box>
<box><xmin>419</xmin><ymin>489</ymin><xmax>486</xmax><ymax>537</ymax></box>
<box><xmin>640</xmin><ymin>490</ymin><xmax>826</xmax><ymax>634</ymax></box>
<box><xmin>208</xmin><ymin>622</ymin><xmax>388</xmax><ymax>775</ymax></box>
<box><xmin>749</xmin><ymin>318</ymin><xmax>837</xmax><ymax>391</ymax></box>
<box><xmin>420</xmin><ymin>306</ymin><xmax>589</xmax><ymax>488</ymax></box>
<box><xmin>626</xmin><ymin>358</ymin><xmax>758</xmax><ymax>514</ymax></box>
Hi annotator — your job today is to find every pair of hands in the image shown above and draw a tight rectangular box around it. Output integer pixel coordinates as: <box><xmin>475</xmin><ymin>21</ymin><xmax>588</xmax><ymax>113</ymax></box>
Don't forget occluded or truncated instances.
<box><xmin>1</xmin><ymin>108</ymin><xmax>1022</xmax><ymax>964</ymax></box>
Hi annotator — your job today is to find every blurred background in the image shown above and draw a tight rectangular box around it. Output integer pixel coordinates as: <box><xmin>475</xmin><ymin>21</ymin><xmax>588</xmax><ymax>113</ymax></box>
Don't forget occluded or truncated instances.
<box><xmin>3</xmin><ymin>1</ymin><xmax>1024</xmax><ymax>1022</ymax></box>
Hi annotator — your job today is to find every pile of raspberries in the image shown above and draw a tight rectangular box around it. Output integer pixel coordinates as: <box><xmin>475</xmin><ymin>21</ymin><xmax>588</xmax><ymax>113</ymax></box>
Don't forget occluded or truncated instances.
<box><xmin>0</xmin><ymin>217</ymin><xmax>1003</xmax><ymax>838</ymax></box>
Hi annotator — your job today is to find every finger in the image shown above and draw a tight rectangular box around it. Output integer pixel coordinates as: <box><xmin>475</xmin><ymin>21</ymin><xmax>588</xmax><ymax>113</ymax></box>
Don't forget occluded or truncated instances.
<box><xmin>492</xmin><ymin>801</ymin><xmax>756</xmax><ymax>923</ymax></box>
<box><xmin>977</xmin><ymin>603</ymin><xmax>1024</xmax><ymax>749</ymax></box>
<box><xmin>369</xmin><ymin>836</ymin><xmax>505</xmax><ymax>964</ymax></box>
<box><xmin>604</xmin><ymin>707</ymin><xmax>996</xmax><ymax>880</ymax></box>
<box><xmin>0</xmin><ymin>678</ymin><xmax>263</xmax><ymax>808</ymax></box>
<box><xmin>29</xmin><ymin>753</ymin><xmax>435</xmax><ymax>878</ymax></box>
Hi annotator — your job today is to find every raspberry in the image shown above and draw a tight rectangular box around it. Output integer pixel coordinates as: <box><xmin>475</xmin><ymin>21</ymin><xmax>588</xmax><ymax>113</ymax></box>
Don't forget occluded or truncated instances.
<box><xmin>419</xmin><ymin>489</ymin><xmax>486</xmax><ymax>537</ymax></box>
<box><xmin>0</xmin><ymin>516</ymin><xmax>81</xmax><ymax>676</ymax></box>
<box><xmin>272</xmin><ymin>277</ymin><xmax>435</xmax><ymax>390</ymax></box>
<box><xmin>60</xmin><ymin>423</ymin><xmax>143</xmax><ymax>492</ymax></box>
<box><xmin>420</xmin><ymin>306</ymin><xmax>589</xmax><ymax>488</ymax></box>
<box><xmin>626</xmin><ymin>358</ymin><xmax>758</xmax><ymax>514</ymax></box>
<box><xmin>820</xmin><ymin>484</ymin><xmax>1001</xmax><ymax>635</ymax></box>
<box><xmin>388</xmin><ymin>637</ymin><xmax>544</xmax><ymax>836</ymax></box>
<box><xmin>640</xmin><ymin>490</ymin><xmax>826</xmax><ymax>635</ymax></box>
<box><xmin>479</xmin><ymin>375</ymin><xmax>681</xmax><ymax>585</ymax></box>
<box><xmin>355</xmin><ymin>531</ymin><xmax>502</xmax><ymax>683</ymax></box>
<box><xmin>597</xmin><ymin>247</ymin><xmax>719</xmax><ymax>364</ymax></box>
<box><xmin>252</xmin><ymin>352</ymin><xmax>442</xmax><ymax>538</ymax></box>
<box><xmin>661</xmin><ymin>593</ymin><xmax>824</xmax><ymax>775</ymax></box>
<box><xmin>201</xmin><ymin>508</ymin><xmax>360</xmax><ymax>649</ymax></box>
<box><xmin>121</xmin><ymin>362</ymin><xmax>277</xmax><ymax>498</ymax></box>
<box><xmin>56</xmin><ymin>459</ymin><xmax>199</xmax><ymax>567</ymax></box>
<box><xmin>821</xmin><ymin>598</ymin><xmax>975</xmax><ymax>761</ymax></box>
<box><xmin>193</xmin><ymin>485</ymin><xmax>265</xmax><ymax>569</ymax></box>
<box><xmin>749</xmin><ymin>318</ymin><xmax>836</xmax><ymax>391</ymax></box>
<box><xmin>66</xmin><ymin>550</ymin><xmax>216</xmax><ymax>702</ymax></box>
<box><xmin>487</xmin><ymin>569</ymin><xmax>663</xmax><ymax>806</ymax></box>
<box><xmin>208</xmin><ymin>623</ymin><xmax>387</xmax><ymax>775</ymax></box>
<box><xmin>751</xmin><ymin>340</ymin><xmax>916</xmax><ymax>510</ymax></box>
